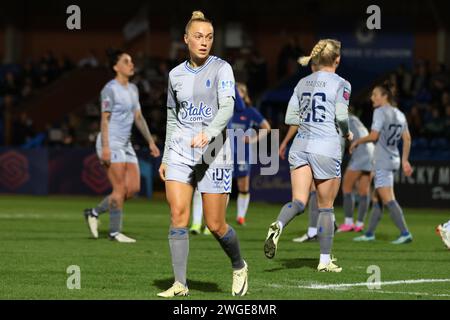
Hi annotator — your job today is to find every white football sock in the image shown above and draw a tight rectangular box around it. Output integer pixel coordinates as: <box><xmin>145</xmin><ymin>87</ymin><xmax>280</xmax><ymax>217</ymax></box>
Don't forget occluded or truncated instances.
<box><xmin>237</xmin><ymin>193</ymin><xmax>250</xmax><ymax>219</ymax></box>
<box><xmin>277</xmin><ymin>220</ymin><xmax>284</xmax><ymax>231</ymax></box>
<box><xmin>320</xmin><ymin>254</ymin><xmax>331</xmax><ymax>265</ymax></box>
<box><xmin>445</xmin><ymin>220</ymin><xmax>450</xmax><ymax>232</ymax></box>
<box><xmin>307</xmin><ymin>227</ymin><xmax>317</xmax><ymax>237</ymax></box>
<box><xmin>345</xmin><ymin>217</ymin><xmax>354</xmax><ymax>225</ymax></box>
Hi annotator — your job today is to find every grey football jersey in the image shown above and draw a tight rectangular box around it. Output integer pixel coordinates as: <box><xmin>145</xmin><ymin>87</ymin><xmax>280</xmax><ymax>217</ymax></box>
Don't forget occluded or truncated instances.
<box><xmin>287</xmin><ymin>71</ymin><xmax>351</xmax><ymax>160</ymax></box>
<box><xmin>100</xmin><ymin>80</ymin><xmax>140</xmax><ymax>147</ymax></box>
<box><xmin>371</xmin><ymin>105</ymin><xmax>408</xmax><ymax>170</ymax></box>
<box><xmin>349</xmin><ymin>114</ymin><xmax>374</xmax><ymax>161</ymax></box>
<box><xmin>166</xmin><ymin>56</ymin><xmax>235</xmax><ymax>167</ymax></box>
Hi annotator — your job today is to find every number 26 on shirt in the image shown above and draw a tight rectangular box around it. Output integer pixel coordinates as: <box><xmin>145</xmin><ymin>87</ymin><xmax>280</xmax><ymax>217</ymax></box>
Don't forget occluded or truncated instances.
<box><xmin>299</xmin><ymin>92</ymin><xmax>326</xmax><ymax>123</ymax></box>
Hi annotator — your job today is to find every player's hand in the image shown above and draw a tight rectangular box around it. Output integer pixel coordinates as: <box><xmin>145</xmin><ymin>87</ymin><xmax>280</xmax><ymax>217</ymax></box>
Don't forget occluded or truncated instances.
<box><xmin>149</xmin><ymin>142</ymin><xmax>161</xmax><ymax>158</ymax></box>
<box><xmin>346</xmin><ymin>131</ymin><xmax>354</xmax><ymax>142</ymax></box>
<box><xmin>349</xmin><ymin>141</ymin><xmax>358</xmax><ymax>154</ymax></box>
<box><xmin>100</xmin><ymin>148</ymin><xmax>111</xmax><ymax>168</ymax></box>
<box><xmin>402</xmin><ymin>160</ymin><xmax>413</xmax><ymax>177</ymax></box>
<box><xmin>279</xmin><ymin>142</ymin><xmax>288</xmax><ymax>160</ymax></box>
<box><xmin>191</xmin><ymin>132</ymin><xmax>210</xmax><ymax>148</ymax></box>
<box><xmin>159</xmin><ymin>163</ymin><xmax>167</xmax><ymax>181</ymax></box>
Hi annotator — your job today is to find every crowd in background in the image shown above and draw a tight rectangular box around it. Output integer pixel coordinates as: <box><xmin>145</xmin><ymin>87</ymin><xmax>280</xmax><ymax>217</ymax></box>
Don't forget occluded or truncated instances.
<box><xmin>1</xmin><ymin>40</ymin><xmax>449</xmax><ymax>160</ymax></box>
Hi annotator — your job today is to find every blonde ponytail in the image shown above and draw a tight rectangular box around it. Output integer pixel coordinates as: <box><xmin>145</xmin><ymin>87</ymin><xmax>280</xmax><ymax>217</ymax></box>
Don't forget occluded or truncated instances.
<box><xmin>298</xmin><ymin>56</ymin><xmax>312</xmax><ymax>67</ymax></box>
<box><xmin>298</xmin><ymin>39</ymin><xmax>341</xmax><ymax>67</ymax></box>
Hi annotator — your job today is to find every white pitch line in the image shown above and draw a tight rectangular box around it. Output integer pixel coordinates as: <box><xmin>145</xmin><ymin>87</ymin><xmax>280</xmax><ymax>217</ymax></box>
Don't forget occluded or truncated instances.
<box><xmin>296</xmin><ymin>278</ymin><xmax>450</xmax><ymax>290</ymax></box>
<box><xmin>372</xmin><ymin>290</ymin><xmax>450</xmax><ymax>298</ymax></box>
<box><xmin>0</xmin><ymin>213</ymin><xmax>42</xmax><ymax>219</ymax></box>
<box><xmin>269</xmin><ymin>278</ymin><xmax>450</xmax><ymax>290</ymax></box>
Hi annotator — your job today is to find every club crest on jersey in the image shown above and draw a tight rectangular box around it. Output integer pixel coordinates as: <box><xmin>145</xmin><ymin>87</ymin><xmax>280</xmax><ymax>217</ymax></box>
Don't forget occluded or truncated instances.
<box><xmin>206</xmin><ymin>79</ymin><xmax>211</xmax><ymax>88</ymax></box>
<box><xmin>220</xmin><ymin>80</ymin><xmax>234</xmax><ymax>90</ymax></box>
<box><xmin>180</xmin><ymin>101</ymin><xmax>213</xmax><ymax>122</ymax></box>
<box><xmin>343</xmin><ymin>87</ymin><xmax>351</xmax><ymax>101</ymax></box>
<box><xmin>102</xmin><ymin>99</ymin><xmax>110</xmax><ymax>111</ymax></box>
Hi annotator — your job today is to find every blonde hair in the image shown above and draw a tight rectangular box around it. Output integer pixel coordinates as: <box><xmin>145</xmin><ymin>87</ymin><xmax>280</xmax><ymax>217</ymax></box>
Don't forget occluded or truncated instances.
<box><xmin>298</xmin><ymin>39</ymin><xmax>341</xmax><ymax>67</ymax></box>
<box><xmin>185</xmin><ymin>11</ymin><xmax>212</xmax><ymax>34</ymax></box>
<box><xmin>237</xmin><ymin>82</ymin><xmax>252</xmax><ymax>105</ymax></box>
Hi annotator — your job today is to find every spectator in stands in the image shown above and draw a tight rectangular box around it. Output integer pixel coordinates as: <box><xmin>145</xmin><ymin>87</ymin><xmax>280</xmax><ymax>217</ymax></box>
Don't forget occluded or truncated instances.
<box><xmin>56</xmin><ymin>55</ymin><xmax>75</xmax><ymax>77</ymax></box>
<box><xmin>2</xmin><ymin>72</ymin><xmax>20</xmax><ymax>96</ymax></box>
<box><xmin>22</xmin><ymin>60</ymin><xmax>39</xmax><ymax>86</ymax></box>
<box><xmin>411</xmin><ymin>61</ymin><xmax>431</xmax><ymax>102</ymax></box>
<box><xmin>37</xmin><ymin>61</ymin><xmax>50</xmax><ymax>87</ymax></box>
<box><xmin>423</xmin><ymin>107</ymin><xmax>445</xmax><ymax>138</ymax></box>
<box><xmin>394</xmin><ymin>64</ymin><xmax>412</xmax><ymax>102</ymax></box>
<box><xmin>12</xmin><ymin>112</ymin><xmax>34</xmax><ymax>146</ymax></box>
<box><xmin>445</xmin><ymin>105</ymin><xmax>450</xmax><ymax>139</ymax></box>
<box><xmin>246</xmin><ymin>49</ymin><xmax>268</xmax><ymax>100</ymax></box>
<box><xmin>78</xmin><ymin>49</ymin><xmax>99</xmax><ymax>68</ymax></box>
<box><xmin>21</xmin><ymin>77</ymin><xmax>34</xmax><ymax>99</ymax></box>
<box><xmin>407</xmin><ymin>104</ymin><xmax>423</xmax><ymax>137</ymax></box>
<box><xmin>441</xmin><ymin>91</ymin><xmax>450</xmax><ymax>111</ymax></box>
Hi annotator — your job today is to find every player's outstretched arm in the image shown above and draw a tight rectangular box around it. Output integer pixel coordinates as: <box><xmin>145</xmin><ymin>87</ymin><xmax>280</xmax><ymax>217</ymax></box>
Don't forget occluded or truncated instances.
<box><xmin>100</xmin><ymin>111</ymin><xmax>111</xmax><ymax>167</ymax></box>
<box><xmin>401</xmin><ymin>129</ymin><xmax>413</xmax><ymax>177</ymax></box>
<box><xmin>285</xmin><ymin>93</ymin><xmax>300</xmax><ymax>126</ymax></box>
<box><xmin>159</xmin><ymin>107</ymin><xmax>177</xmax><ymax>181</ymax></box>
<box><xmin>247</xmin><ymin>120</ymin><xmax>271</xmax><ymax>144</ymax></box>
<box><xmin>134</xmin><ymin>109</ymin><xmax>160</xmax><ymax>157</ymax></box>
<box><xmin>350</xmin><ymin>130</ymin><xmax>379</xmax><ymax>154</ymax></box>
<box><xmin>279</xmin><ymin>125</ymin><xmax>298</xmax><ymax>160</ymax></box>
<box><xmin>336</xmin><ymin>102</ymin><xmax>352</xmax><ymax>140</ymax></box>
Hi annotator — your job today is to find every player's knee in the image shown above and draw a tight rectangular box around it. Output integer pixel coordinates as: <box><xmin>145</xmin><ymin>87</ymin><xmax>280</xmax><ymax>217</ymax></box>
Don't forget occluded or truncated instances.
<box><xmin>126</xmin><ymin>186</ymin><xmax>139</xmax><ymax>199</ymax></box>
<box><xmin>317</xmin><ymin>199</ymin><xmax>333</xmax><ymax>208</ymax></box>
<box><xmin>206</xmin><ymin>221</ymin><xmax>226</xmax><ymax>236</ymax></box>
<box><xmin>359</xmin><ymin>191</ymin><xmax>370</xmax><ymax>197</ymax></box>
<box><xmin>170</xmin><ymin>207</ymin><xmax>189</xmax><ymax>226</ymax></box>
<box><xmin>112</xmin><ymin>184</ymin><xmax>127</xmax><ymax>197</ymax></box>
<box><xmin>342</xmin><ymin>184</ymin><xmax>352</xmax><ymax>194</ymax></box>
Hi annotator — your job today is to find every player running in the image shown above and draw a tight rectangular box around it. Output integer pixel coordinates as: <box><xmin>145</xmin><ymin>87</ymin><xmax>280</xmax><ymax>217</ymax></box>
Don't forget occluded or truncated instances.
<box><xmin>157</xmin><ymin>11</ymin><xmax>248</xmax><ymax>298</ymax></box>
<box><xmin>264</xmin><ymin>39</ymin><xmax>353</xmax><ymax>272</ymax></box>
<box><xmin>352</xmin><ymin>82</ymin><xmax>413</xmax><ymax>244</ymax></box>
<box><xmin>337</xmin><ymin>112</ymin><xmax>374</xmax><ymax>233</ymax></box>
<box><xmin>84</xmin><ymin>49</ymin><xmax>160</xmax><ymax>243</ymax></box>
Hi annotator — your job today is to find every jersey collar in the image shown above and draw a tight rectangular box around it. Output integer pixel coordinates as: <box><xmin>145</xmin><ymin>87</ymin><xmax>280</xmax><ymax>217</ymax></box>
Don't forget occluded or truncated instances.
<box><xmin>184</xmin><ymin>56</ymin><xmax>215</xmax><ymax>74</ymax></box>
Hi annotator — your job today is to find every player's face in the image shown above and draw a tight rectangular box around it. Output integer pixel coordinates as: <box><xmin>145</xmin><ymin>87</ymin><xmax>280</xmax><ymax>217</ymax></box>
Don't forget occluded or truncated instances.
<box><xmin>114</xmin><ymin>54</ymin><xmax>135</xmax><ymax>78</ymax></box>
<box><xmin>185</xmin><ymin>22</ymin><xmax>214</xmax><ymax>62</ymax></box>
<box><xmin>371</xmin><ymin>87</ymin><xmax>386</xmax><ymax>108</ymax></box>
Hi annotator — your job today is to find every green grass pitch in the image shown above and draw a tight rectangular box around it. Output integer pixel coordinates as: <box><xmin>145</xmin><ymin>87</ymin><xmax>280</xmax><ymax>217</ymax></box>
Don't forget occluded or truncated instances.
<box><xmin>0</xmin><ymin>195</ymin><xmax>449</xmax><ymax>300</ymax></box>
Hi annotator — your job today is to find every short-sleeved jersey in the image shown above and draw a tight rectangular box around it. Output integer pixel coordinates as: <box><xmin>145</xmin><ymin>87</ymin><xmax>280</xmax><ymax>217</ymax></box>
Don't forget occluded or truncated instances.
<box><xmin>371</xmin><ymin>105</ymin><xmax>408</xmax><ymax>170</ymax></box>
<box><xmin>230</xmin><ymin>106</ymin><xmax>266</xmax><ymax>162</ymax></box>
<box><xmin>349</xmin><ymin>114</ymin><xmax>374</xmax><ymax>161</ymax></box>
<box><xmin>100</xmin><ymin>79</ymin><xmax>140</xmax><ymax>146</ymax></box>
<box><xmin>166</xmin><ymin>56</ymin><xmax>235</xmax><ymax>167</ymax></box>
<box><xmin>289</xmin><ymin>71</ymin><xmax>351</xmax><ymax>160</ymax></box>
